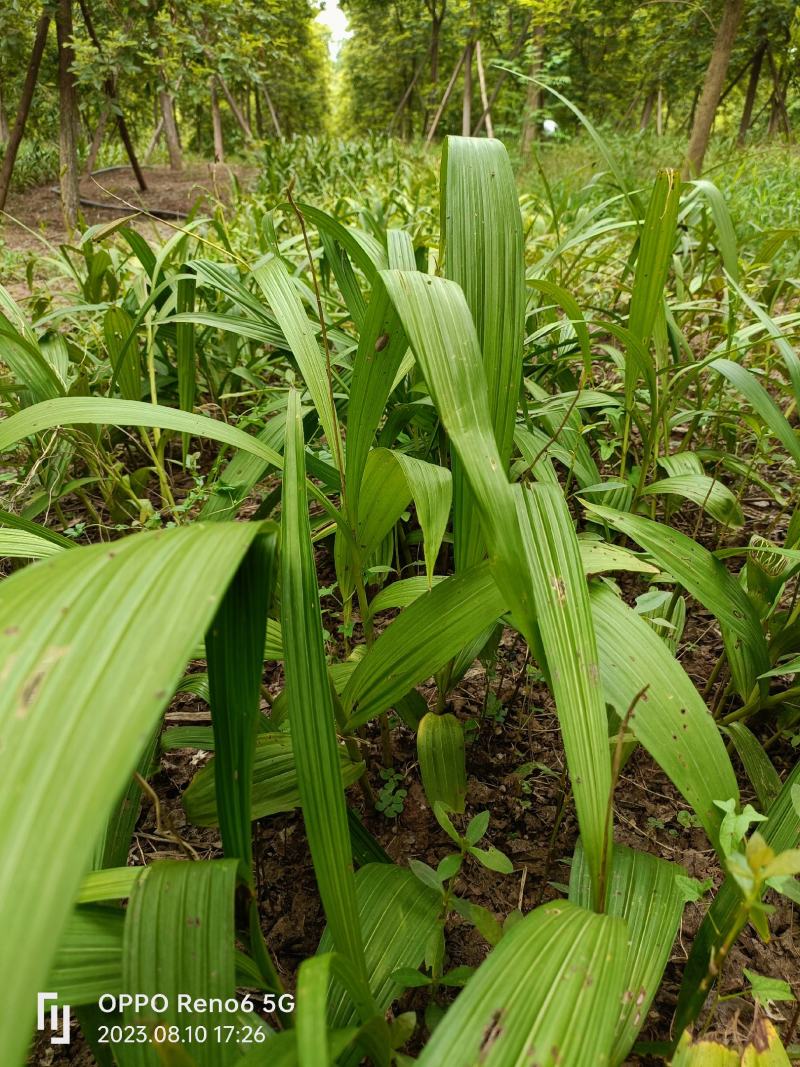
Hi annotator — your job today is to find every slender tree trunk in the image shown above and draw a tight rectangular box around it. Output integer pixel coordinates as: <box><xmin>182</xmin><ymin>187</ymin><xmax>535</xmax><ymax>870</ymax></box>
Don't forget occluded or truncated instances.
<box><xmin>425</xmin><ymin>47</ymin><xmax>466</xmax><ymax>145</ymax></box>
<box><xmin>0</xmin><ymin>79</ymin><xmax>9</xmax><ymax>144</ymax></box>
<box><xmin>474</xmin><ymin>40</ymin><xmax>493</xmax><ymax>137</ymax></box>
<box><xmin>639</xmin><ymin>92</ymin><xmax>655</xmax><ymax>131</ymax></box>
<box><xmin>159</xmin><ymin>88</ymin><xmax>182</xmax><ymax>170</ymax></box>
<box><xmin>0</xmin><ymin>14</ymin><xmax>50</xmax><ymax>212</ymax></box>
<box><xmin>144</xmin><ymin>117</ymin><xmax>164</xmax><ymax>164</ymax></box>
<box><xmin>738</xmin><ymin>42</ymin><xmax>766</xmax><ymax>144</ymax></box>
<box><xmin>254</xmin><ymin>89</ymin><xmax>264</xmax><ymax>138</ymax></box>
<box><xmin>656</xmin><ymin>84</ymin><xmax>663</xmax><ymax>135</ymax></box>
<box><xmin>56</xmin><ymin>0</ymin><xmax>80</xmax><ymax>230</ymax></box>
<box><xmin>77</xmin><ymin>0</ymin><xmax>146</xmax><ymax>191</ymax></box>
<box><xmin>684</xmin><ymin>0</ymin><xmax>745</xmax><ymax>176</ymax></box>
<box><xmin>262</xmin><ymin>86</ymin><xmax>282</xmax><ymax>139</ymax></box>
<box><xmin>388</xmin><ymin>68</ymin><xmax>420</xmax><ymax>136</ymax></box>
<box><xmin>520</xmin><ymin>27</ymin><xmax>544</xmax><ymax>155</ymax></box>
<box><xmin>217</xmin><ymin>76</ymin><xmax>252</xmax><ymax>140</ymax></box>
<box><xmin>84</xmin><ymin>102</ymin><xmax>109</xmax><ymax>174</ymax></box>
<box><xmin>472</xmin><ymin>15</ymin><xmax>531</xmax><ymax>135</ymax></box>
<box><xmin>461</xmin><ymin>39</ymin><xmax>473</xmax><ymax>136</ymax></box>
<box><xmin>210</xmin><ymin>80</ymin><xmax>224</xmax><ymax>162</ymax></box>
<box><xmin>766</xmin><ymin>50</ymin><xmax>791</xmax><ymax>139</ymax></box>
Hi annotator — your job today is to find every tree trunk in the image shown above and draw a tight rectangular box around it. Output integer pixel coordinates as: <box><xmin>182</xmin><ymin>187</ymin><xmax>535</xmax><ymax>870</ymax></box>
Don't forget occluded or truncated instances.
<box><xmin>56</xmin><ymin>0</ymin><xmax>80</xmax><ymax>231</ymax></box>
<box><xmin>461</xmin><ymin>40</ymin><xmax>473</xmax><ymax>136</ymax></box>
<box><xmin>159</xmin><ymin>88</ymin><xmax>182</xmax><ymax>170</ymax></box>
<box><xmin>474</xmin><ymin>40</ymin><xmax>493</xmax><ymax>138</ymax></box>
<box><xmin>738</xmin><ymin>42</ymin><xmax>766</xmax><ymax>144</ymax></box>
<box><xmin>210</xmin><ymin>80</ymin><xmax>224</xmax><ymax>162</ymax></box>
<box><xmin>0</xmin><ymin>78</ymin><xmax>9</xmax><ymax>144</ymax></box>
<box><xmin>656</xmin><ymin>85</ymin><xmax>663</xmax><ymax>136</ymax></box>
<box><xmin>425</xmin><ymin>47</ymin><xmax>466</xmax><ymax>145</ymax></box>
<box><xmin>144</xmin><ymin>117</ymin><xmax>164</xmax><ymax>164</ymax></box>
<box><xmin>639</xmin><ymin>92</ymin><xmax>655</xmax><ymax>131</ymax></box>
<box><xmin>472</xmin><ymin>15</ymin><xmax>532</xmax><ymax>136</ymax></box>
<box><xmin>520</xmin><ymin>27</ymin><xmax>544</xmax><ymax>155</ymax></box>
<box><xmin>217</xmin><ymin>76</ymin><xmax>252</xmax><ymax>140</ymax></box>
<box><xmin>0</xmin><ymin>14</ymin><xmax>50</xmax><ymax>212</ymax></box>
<box><xmin>263</xmin><ymin>86</ymin><xmax>282</xmax><ymax>139</ymax></box>
<box><xmin>684</xmin><ymin>0</ymin><xmax>745</xmax><ymax>176</ymax></box>
<box><xmin>84</xmin><ymin>102</ymin><xmax>109</xmax><ymax>174</ymax></box>
<box><xmin>77</xmin><ymin>0</ymin><xmax>147</xmax><ymax>191</ymax></box>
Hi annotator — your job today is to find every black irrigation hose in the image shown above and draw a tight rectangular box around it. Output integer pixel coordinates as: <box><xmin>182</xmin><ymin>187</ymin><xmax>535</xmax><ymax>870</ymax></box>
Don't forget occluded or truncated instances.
<box><xmin>48</xmin><ymin>165</ymin><xmax>189</xmax><ymax>221</ymax></box>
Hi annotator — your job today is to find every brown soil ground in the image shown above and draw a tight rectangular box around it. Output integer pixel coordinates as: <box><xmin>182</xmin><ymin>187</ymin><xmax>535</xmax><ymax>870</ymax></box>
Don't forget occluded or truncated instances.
<box><xmin>1</xmin><ymin>163</ymin><xmax>256</xmax><ymax>301</ymax></box>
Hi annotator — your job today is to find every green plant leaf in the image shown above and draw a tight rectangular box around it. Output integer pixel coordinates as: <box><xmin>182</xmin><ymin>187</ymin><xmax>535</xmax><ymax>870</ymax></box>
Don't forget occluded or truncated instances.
<box><xmin>570</xmin><ymin>841</ymin><xmax>685</xmax><ymax>1064</ymax></box>
<box><xmin>0</xmin><ymin>521</ymin><xmax>263</xmax><ymax>1065</ymax></box>
<box><xmin>415</xmin><ymin>900</ymin><xmax>627</xmax><ymax>1067</ymax></box>
<box><xmin>584</xmin><ymin>502</ymin><xmax>769</xmax><ymax>701</ymax></box>
<box><xmin>417</xmin><ymin>712</ymin><xmax>467</xmax><ymax>813</ymax></box>
<box><xmin>281</xmin><ymin>389</ymin><xmax>368</xmax><ymax>984</ymax></box>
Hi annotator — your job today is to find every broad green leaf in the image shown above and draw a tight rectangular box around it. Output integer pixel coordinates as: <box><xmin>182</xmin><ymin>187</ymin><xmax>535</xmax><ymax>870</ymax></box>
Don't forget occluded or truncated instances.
<box><xmin>578</xmin><ymin>537</ymin><xmax>658</xmax><ymax>576</ymax></box>
<box><xmin>0</xmin><ymin>521</ymin><xmax>262</xmax><ymax>1065</ymax></box>
<box><xmin>625</xmin><ymin>169</ymin><xmax>680</xmax><ymax>405</ymax></box>
<box><xmin>77</xmin><ymin>867</ymin><xmax>147</xmax><ymax>905</ymax></box>
<box><xmin>709</xmin><ymin>358</ymin><xmax>800</xmax><ymax>469</ymax></box>
<box><xmin>590</xmin><ymin>582</ymin><xmax>739</xmax><ymax>851</ymax></box>
<box><xmin>415</xmin><ymin>900</ymin><xmax>627</xmax><ymax>1067</ymax></box>
<box><xmin>351</xmin><ymin>448</ymin><xmax>450</xmax><ymax>587</ymax></box>
<box><xmin>417</xmin><ymin>712</ymin><xmax>467</xmax><ymax>813</ymax></box>
<box><xmin>570</xmin><ymin>841</ymin><xmax>685</xmax><ymax>1064</ymax></box>
<box><xmin>206</xmin><ymin>529</ymin><xmax>277</xmax><ymax>874</ymax></box>
<box><xmin>281</xmin><ymin>389</ymin><xmax>368</xmax><ymax>984</ymax></box>
<box><xmin>48</xmin><ymin>905</ymin><xmax>125</xmax><ymax>1005</ymax></box>
<box><xmin>584</xmin><ymin>502</ymin><xmax>768</xmax><ymax>701</ymax></box>
<box><xmin>726</xmin><ymin>724</ymin><xmax>782</xmax><ymax>812</ymax></box>
<box><xmin>381</xmin><ymin>268</ymin><xmax>610</xmax><ymax>906</ymax></box>
<box><xmin>369</xmin><ymin>576</ymin><xmax>447</xmax><ymax>614</ymax></box>
<box><xmin>0</xmin><ymin>528</ymin><xmax>66</xmax><ymax>558</ymax></box>
<box><xmin>319</xmin><ymin>864</ymin><xmax>440</xmax><ymax>1025</ymax></box>
<box><xmin>0</xmin><ymin>397</ymin><xmax>283</xmax><ymax>470</ymax></box>
<box><xmin>442</xmin><ymin>136</ymin><xmax>524</xmax><ymax>571</ymax></box>
<box><xmin>345</xmin><ymin>284</ymin><xmax>410</xmax><ymax>522</ymax></box>
<box><xmin>253</xmin><ymin>257</ymin><xmax>342</xmax><ymax>471</ymax></box>
<box><xmin>642</xmin><ymin>474</ymin><xmax>744</xmax><ymax>528</ymax></box>
<box><xmin>104</xmin><ymin>306</ymin><xmax>141</xmax><ymax>402</ymax></box>
<box><xmin>121</xmin><ymin>860</ymin><xmax>240</xmax><ymax>1066</ymax></box>
<box><xmin>175</xmin><ymin>274</ymin><xmax>197</xmax><ymax>457</ymax></box>
<box><xmin>183</xmin><ymin>734</ymin><xmax>365</xmax><ymax>825</ymax></box>
<box><xmin>0</xmin><ymin>507</ymin><xmax>74</xmax><ymax>549</ymax></box>
<box><xmin>343</xmin><ymin>562</ymin><xmax>506</xmax><ymax>730</ymax></box>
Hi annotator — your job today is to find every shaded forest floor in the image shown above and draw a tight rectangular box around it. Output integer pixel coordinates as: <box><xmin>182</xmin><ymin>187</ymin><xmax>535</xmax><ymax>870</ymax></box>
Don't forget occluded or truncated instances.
<box><xmin>0</xmin><ymin>163</ymin><xmax>256</xmax><ymax>296</ymax></box>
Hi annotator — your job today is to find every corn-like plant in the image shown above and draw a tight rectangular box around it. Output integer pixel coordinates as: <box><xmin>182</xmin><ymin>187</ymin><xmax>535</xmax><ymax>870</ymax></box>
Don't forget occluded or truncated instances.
<box><xmin>1</xmin><ymin>132</ymin><xmax>799</xmax><ymax>1066</ymax></box>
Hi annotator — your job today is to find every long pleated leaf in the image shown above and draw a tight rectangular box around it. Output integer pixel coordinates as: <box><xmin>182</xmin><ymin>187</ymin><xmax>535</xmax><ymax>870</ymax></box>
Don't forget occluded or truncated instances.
<box><xmin>570</xmin><ymin>841</ymin><xmax>685</xmax><ymax>1064</ymax></box>
<box><xmin>442</xmin><ymin>136</ymin><xmax>524</xmax><ymax>571</ymax></box>
<box><xmin>121</xmin><ymin>860</ymin><xmax>240</xmax><ymax>1066</ymax></box>
<box><xmin>381</xmin><ymin>268</ymin><xmax>610</xmax><ymax>905</ymax></box>
<box><xmin>0</xmin><ymin>397</ymin><xmax>283</xmax><ymax>469</ymax></box>
<box><xmin>280</xmin><ymin>389</ymin><xmax>368</xmax><ymax>984</ymax></box>
<box><xmin>206</xmin><ymin>527</ymin><xmax>278</xmax><ymax>874</ymax></box>
<box><xmin>590</xmin><ymin>582</ymin><xmax>739</xmax><ymax>851</ymax></box>
<box><xmin>416</xmin><ymin>900</ymin><xmax>627</xmax><ymax>1067</ymax></box>
<box><xmin>585</xmin><ymin>502</ymin><xmax>768</xmax><ymax>700</ymax></box>
<box><xmin>0</xmin><ymin>521</ymin><xmax>263</xmax><ymax>1066</ymax></box>
<box><xmin>343</xmin><ymin>561</ymin><xmax>506</xmax><ymax>730</ymax></box>
<box><xmin>319</xmin><ymin>864</ymin><xmax>441</xmax><ymax>1025</ymax></box>
<box><xmin>183</xmin><ymin>734</ymin><xmax>365</xmax><ymax>826</ymax></box>
<box><xmin>710</xmin><ymin>358</ymin><xmax>800</xmax><ymax>468</ymax></box>
<box><xmin>254</xmin><ymin>257</ymin><xmax>341</xmax><ymax>470</ymax></box>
